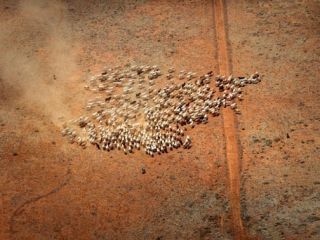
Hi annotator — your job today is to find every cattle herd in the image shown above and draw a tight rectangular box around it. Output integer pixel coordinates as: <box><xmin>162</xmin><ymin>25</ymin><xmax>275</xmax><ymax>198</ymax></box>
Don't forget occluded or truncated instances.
<box><xmin>61</xmin><ymin>64</ymin><xmax>261</xmax><ymax>156</ymax></box>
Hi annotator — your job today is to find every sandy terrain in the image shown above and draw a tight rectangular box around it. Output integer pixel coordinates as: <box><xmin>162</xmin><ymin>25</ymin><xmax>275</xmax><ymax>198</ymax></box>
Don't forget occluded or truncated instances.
<box><xmin>0</xmin><ymin>0</ymin><xmax>319</xmax><ymax>239</ymax></box>
<box><xmin>227</xmin><ymin>1</ymin><xmax>320</xmax><ymax>239</ymax></box>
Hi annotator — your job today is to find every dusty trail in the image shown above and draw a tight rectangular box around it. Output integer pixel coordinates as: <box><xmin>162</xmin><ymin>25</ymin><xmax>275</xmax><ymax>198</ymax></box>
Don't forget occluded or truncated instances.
<box><xmin>213</xmin><ymin>0</ymin><xmax>249</xmax><ymax>239</ymax></box>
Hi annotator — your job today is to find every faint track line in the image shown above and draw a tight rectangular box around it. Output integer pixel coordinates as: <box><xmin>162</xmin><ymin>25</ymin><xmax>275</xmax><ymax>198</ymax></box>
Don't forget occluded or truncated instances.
<box><xmin>9</xmin><ymin>159</ymin><xmax>72</xmax><ymax>235</ymax></box>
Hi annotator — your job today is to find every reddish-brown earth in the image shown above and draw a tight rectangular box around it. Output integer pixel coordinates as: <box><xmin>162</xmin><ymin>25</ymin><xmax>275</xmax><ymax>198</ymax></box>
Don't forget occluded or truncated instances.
<box><xmin>0</xmin><ymin>0</ymin><xmax>319</xmax><ymax>239</ymax></box>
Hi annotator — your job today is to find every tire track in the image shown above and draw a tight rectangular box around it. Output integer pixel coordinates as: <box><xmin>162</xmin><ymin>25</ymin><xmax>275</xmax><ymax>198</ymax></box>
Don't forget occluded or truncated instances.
<box><xmin>212</xmin><ymin>0</ymin><xmax>249</xmax><ymax>239</ymax></box>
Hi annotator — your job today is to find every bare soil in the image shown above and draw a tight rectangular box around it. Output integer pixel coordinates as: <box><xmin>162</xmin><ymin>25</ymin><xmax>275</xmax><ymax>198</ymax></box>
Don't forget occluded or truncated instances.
<box><xmin>0</xmin><ymin>0</ymin><xmax>319</xmax><ymax>239</ymax></box>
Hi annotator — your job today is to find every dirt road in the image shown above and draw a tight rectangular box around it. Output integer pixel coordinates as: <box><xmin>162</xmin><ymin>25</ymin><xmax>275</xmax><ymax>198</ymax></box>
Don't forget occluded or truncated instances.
<box><xmin>213</xmin><ymin>0</ymin><xmax>247</xmax><ymax>239</ymax></box>
<box><xmin>0</xmin><ymin>0</ymin><xmax>319</xmax><ymax>239</ymax></box>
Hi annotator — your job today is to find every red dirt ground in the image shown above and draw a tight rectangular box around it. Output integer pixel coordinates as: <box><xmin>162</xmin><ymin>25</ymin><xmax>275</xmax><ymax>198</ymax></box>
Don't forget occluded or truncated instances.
<box><xmin>0</xmin><ymin>0</ymin><xmax>319</xmax><ymax>239</ymax></box>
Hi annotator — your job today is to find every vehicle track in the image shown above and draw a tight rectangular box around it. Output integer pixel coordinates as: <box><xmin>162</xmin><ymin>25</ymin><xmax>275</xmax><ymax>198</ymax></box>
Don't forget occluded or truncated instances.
<box><xmin>213</xmin><ymin>0</ymin><xmax>250</xmax><ymax>239</ymax></box>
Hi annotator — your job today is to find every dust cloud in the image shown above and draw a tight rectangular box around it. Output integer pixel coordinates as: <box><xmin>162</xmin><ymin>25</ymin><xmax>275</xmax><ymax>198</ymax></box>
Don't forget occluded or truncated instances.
<box><xmin>0</xmin><ymin>0</ymin><xmax>79</xmax><ymax>126</ymax></box>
